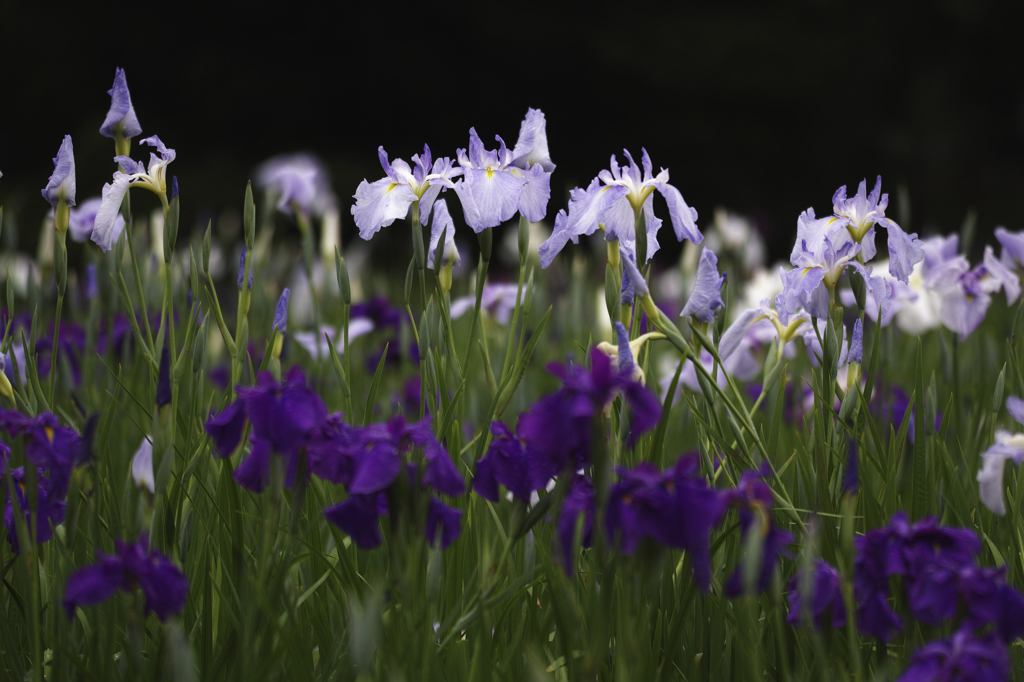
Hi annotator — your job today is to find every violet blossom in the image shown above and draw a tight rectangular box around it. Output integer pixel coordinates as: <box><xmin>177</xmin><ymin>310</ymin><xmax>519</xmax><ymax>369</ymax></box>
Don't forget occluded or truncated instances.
<box><xmin>93</xmin><ymin>136</ymin><xmax>176</xmax><ymax>252</ymax></box>
<box><xmin>99</xmin><ymin>68</ymin><xmax>143</xmax><ymax>140</ymax></box>
<box><xmin>539</xmin><ymin>148</ymin><xmax>700</xmax><ymax>268</ymax></box>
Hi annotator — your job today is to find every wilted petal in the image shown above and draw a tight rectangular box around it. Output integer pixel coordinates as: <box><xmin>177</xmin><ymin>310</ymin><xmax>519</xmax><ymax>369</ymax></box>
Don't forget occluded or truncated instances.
<box><xmin>424</xmin><ymin>497</ymin><xmax>462</xmax><ymax>549</ymax></box>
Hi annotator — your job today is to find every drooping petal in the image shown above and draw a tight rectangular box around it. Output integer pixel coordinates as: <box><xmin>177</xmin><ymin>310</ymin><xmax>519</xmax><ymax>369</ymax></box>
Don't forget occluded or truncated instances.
<box><xmin>205</xmin><ymin>400</ymin><xmax>247</xmax><ymax>457</ymax></box>
<box><xmin>99</xmin><ymin>68</ymin><xmax>143</xmax><ymax>139</ymax></box>
<box><xmin>91</xmin><ymin>174</ymin><xmax>132</xmax><ymax>252</ymax></box>
<box><xmin>995</xmin><ymin>227</ymin><xmax>1024</xmax><ymax>268</ymax></box>
<box><xmin>452</xmin><ymin>169</ymin><xmax>524</xmax><ymax>231</ymax></box>
<box><xmin>977</xmin><ymin>436</ymin><xmax>1024</xmax><ymax>515</ymax></box>
<box><xmin>681</xmin><ymin>248</ymin><xmax>726</xmax><ymax>323</ymax></box>
<box><xmin>517</xmin><ymin>163</ymin><xmax>552</xmax><ymax>223</ymax></box>
<box><xmin>982</xmin><ymin>245</ymin><xmax>1021</xmax><ymax>303</ymax></box>
<box><xmin>654</xmin><ymin>181</ymin><xmax>701</xmax><ymax>244</ymax></box>
<box><xmin>886</xmin><ymin>222</ymin><xmax>925</xmax><ymax>283</ymax></box>
<box><xmin>423</xmin><ymin>446</ymin><xmax>465</xmax><ymax>497</ymax></box>
<box><xmin>351</xmin><ymin>177</ymin><xmax>417</xmax><ymax>240</ymax></box>
<box><xmin>776</xmin><ymin>265</ymin><xmax>826</xmax><ymax>323</ymax></box>
<box><xmin>719</xmin><ymin>308</ymin><xmax>765</xmax><ymax>362</ymax></box>
<box><xmin>348</xmin><ymin>443</ymin><xmax>403</xmax><ymax>495</ymax></box>
<box><xmin>62</xmin><ymin>559</ymin><xmax>126</xmax><ymax>618</ymax></box>
<box><xmin>324</xmin><ymin>494</ymin><xmax>386</xmax><ymax>549</ymax></box>
<box><xmin>424</xmin><ymin>497</ymin><xmax>462</xmax><ymax>549</ymax></box>
<box><xmin>233</xmin><ymin>438</ymin><xmax>272</xmax><ymax>492</ymax></box>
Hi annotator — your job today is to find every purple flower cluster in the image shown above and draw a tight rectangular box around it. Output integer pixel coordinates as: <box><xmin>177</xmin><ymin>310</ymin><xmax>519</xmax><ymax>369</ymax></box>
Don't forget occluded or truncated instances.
<box><xmin>0</xmin><ymin>409</ymin><xmax>91</xmax><ymax>553</ymax></box>
<box><xmin>204</xmin><ymin>367</ymin><xmax>466</xmax><ymax>550</ymax></box>
<box><xmin>854</xmin><ymin>513</ymin><xmax>1024</xmax><ymax>653</ymax></box>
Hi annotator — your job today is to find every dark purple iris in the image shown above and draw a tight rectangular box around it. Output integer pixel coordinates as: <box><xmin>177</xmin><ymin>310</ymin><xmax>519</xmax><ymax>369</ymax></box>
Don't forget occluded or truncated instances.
<box><xmin>322</xmin><ymin>416</ymin><xmax>465</xmax><ymax>550</ymax></box>
<box><xmin>723</xmin><ymin>466</ymin><xmax>794</xmax><ymax>597</ymax></box>
<box><xmin>2</xmin><ymin>462</ymin><xmax>67</xmax><ymax>554</ymax></box>
<box><xmin>204</xmin><ymin>367</ymin><xmax>329</xmax><ymax>493</ymax></box>
<box><xmin>855</xmin><ymin>512</ymin><xmax>982</xmax><ymax>641</ymax></box>
<box><xmin>786</xmin><ymin>560</ymin><xmax>846</xmax><ymax>630</ymax></box>
<box><xmin>0</xmin><ymin>408</ymin><xmax>86</xmax><ymax>499</ymax></box>
<box><xmin>63</xmin><ymin>534</ymin><xmax>188</xmax><ymax>622</ymax></box>
<box><xmin>556</xmin><ymin>474</ymin><xmax>594</xmax><ymax>575</ymax></box>
<box><xmin>897</xmin><ymin>631</ymin><xmax>1007</xmax><ymax>682</ymax></box>
<box><xmin>473</xmin><ymin>421</ymin><xmax>559</xmax><ymax>503</ymax></box>
<box><xmin>518</xmin><ymin>348</ymin><xmax>661</xmax><ymax>474</ymax></box>
<box><xmin>605</xmin><ymin>455</ymin><xmax>724</xmax><ymax>590</ymax></box>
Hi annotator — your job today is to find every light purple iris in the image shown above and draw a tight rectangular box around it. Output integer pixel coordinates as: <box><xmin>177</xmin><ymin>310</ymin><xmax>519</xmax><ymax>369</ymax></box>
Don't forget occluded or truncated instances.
<box><xmin>351</xmin><ymin>145</ymin><xmax>461</xmax><ymax>240</ymax></box>
<box><xmin>776</xmin><ymin>208</ymin><xmax>892</xmax><ymax>322</ymax></box>
<box><xmin>539</xmin><ymin>148</ymin><xmax>700</xmax><ymax>268</ymax></box>
<box><xmin>99</xmin><ymin>67</ymin><xmax>142</xmax><ymax>139</ymax></box>
<box><xmin>41</xmin><ymin>135</ymin><xmax>76</xmax><ymax>208</ymax></box>
<box><xmin>256</xmin><ymin>153</ymin><xmax>336</xmax><ymax>218</ymax></box>
<box><xmin>832</xmin><ymin>177</ymin><xmax>923</xmax><ymax>283</ymax></box>
<box><xmin>450</xmin><ymin>283</ymin><xmax>523</xmax><ymax>325</ymax></box>
<box><xmin>681</xmin><ymin>248</ymin><xmax>726</xmax><ymax>323</ymax></box>
<box><xmin>977</xmin><ymin>396</ymin><xmax>1024</xmax><ymax>515</ymax></box>
<box><xmin>934</xmin><ymin>245</ymin><xmax>1019</xmax><ymax>338</ymax></box>
<box><xmin>452</xmin><ymin>108</ymin><xmax>555</xmax><ymax>231</ymax></box>
<box><xmin>67</xmin><ymin>197</ymin><xmax>125</xmax><ymax>244</ymax></box>
<box><xmin>92</xmin><ymin>136</ymin><xmax>176</xmax><ymax>252</ymax></box>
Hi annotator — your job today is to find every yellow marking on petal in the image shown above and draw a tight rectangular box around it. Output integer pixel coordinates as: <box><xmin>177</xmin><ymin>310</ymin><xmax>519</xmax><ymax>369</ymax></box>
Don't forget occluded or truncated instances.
<box><xmin>385</xmin><ymin>183</ymin><xmax>399</xmax><ymax>194</ymax></box>
<box><xmin>45</xmin><ymin>426</ymin><xmax>54</xmax><ymax>444</ymax></box>
<box><xmin>485</xmin><ymin>170</ymin><xmax>495</xmax><ymax>179</ymax></box>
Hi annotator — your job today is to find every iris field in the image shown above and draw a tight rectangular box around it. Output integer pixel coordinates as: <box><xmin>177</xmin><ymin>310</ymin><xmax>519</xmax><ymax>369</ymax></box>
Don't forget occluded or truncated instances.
<box><xmin>2</xmin><ymin>68</ymin><xmax>1024</xmax><ymax>681</ymax></box>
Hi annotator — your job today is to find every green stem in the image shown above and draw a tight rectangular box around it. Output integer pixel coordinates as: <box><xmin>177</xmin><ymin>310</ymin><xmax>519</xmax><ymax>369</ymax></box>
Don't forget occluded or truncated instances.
<box><xmin>48</xmin><ymin>292</ymin><xmax>63</xmax><ymax>406</ymax></box>
<box><xmin>123</xmin><ymin>195</ymin><xmax>155</xmax><ymax>353</ymax></box>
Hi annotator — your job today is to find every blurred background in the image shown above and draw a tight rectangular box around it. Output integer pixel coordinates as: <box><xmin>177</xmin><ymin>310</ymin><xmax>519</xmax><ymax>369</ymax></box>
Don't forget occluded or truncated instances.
<box><xmin>2</xmin><ymin>1</ymin><xmax>1023</xmax><ymax>274</ymax></box>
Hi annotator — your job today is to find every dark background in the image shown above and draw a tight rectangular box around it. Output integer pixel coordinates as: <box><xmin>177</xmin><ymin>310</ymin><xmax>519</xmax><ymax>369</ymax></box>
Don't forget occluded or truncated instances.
<box><xmin>3</xmin><ymin>1</ymin><xmax>1023</xmax><ymax>268</ymax></box>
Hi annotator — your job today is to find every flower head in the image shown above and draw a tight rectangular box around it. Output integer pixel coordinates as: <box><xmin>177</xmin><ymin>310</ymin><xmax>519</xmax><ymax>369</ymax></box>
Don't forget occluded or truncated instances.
<box><xmin>723</xmin><ymin>466</ymin><xmax>794</xmax><ymax>597</ymax></box>
<box><xmin>539</xmin><ymin>148</ymin><xmax>700</xmax><ymax>267</ymax></box>
<box><xmin>0</xmin><ymin>408</ymin><xmax>86</xmax><ymax>499</ymax></box>
<box><xmin>786</xmin><ymin>560</ymin><xmax>846</xmax><ymax>630</ymax></box>
<box><xmin>63</xmin><ymin>535</ymin><xmax>188</xmax><ymax>621</ymax></box>
<box><xmin>896</xmin><ymin>631</ymin><xmax>1007</xmax><ymax>682</ymax></box>
<box><xmin>831</xmin><ymin>177</ymin><xmax>923</xmax><ymax>283</ymax></box>
<box><xmin>99</xmin><ymin>68</ymin><xmax>143</xmax><ymax>139</ymax></box>
<box><xmin>2</xmin><ymin>464</ymin><xmax>66</xmax><ymax>553</ymax></box>
<box><xmin>352</xmin><ymin>145</ymin><xmax>460</xmax><ymax>239</ymax></box>
<box><xmin>41</xmin><ymin>135</ymin><xmax>76</xmax><ymax>208</ymax></box>
<box><xmin>257</xmin><ymin>153</ymin><xmax>336</xmax><ymax>217</ymax></box>
<box><xmin>606</xmin><ymin>456</ymin><xmax>724</xmax><ymax>589</ymax></box>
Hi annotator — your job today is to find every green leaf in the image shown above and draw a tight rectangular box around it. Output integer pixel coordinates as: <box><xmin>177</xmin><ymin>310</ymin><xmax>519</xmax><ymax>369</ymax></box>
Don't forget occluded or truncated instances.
<box><xmin>362</xmin><ymin>342</ymin><xmax>389</xmax><ymax>426</ymax></box>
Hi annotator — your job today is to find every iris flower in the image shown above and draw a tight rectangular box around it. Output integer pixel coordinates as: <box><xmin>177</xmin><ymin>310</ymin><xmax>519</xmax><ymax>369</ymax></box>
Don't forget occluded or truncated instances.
<box><xmin>99</xmin><ymin>68</ymin><xmax>143</xmax><ymax>140</ymax></box>
<box><xmin>63</xmin><ymin>534</ymin><xmax>188</xmax><ymax>622</ymax></box>
<box><xmin>93</xmin><ymin>136</ymin><xmax>176</xmax><ymax>252</ymax></box>
<box><xmin>539</xmin><ymin>148</ymin><xmax>700</xmax><ymax>268</ymax></box>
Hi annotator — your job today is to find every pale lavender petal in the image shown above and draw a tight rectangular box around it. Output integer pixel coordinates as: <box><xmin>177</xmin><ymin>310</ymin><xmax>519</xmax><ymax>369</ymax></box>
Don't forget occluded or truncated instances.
<box><xmin>452</xmin><ymin>169</ymin><xmax>523</xmax><ymax>232</ymax></box>
<box><xmin>776</xmin><ymin>265</ymin><xmax>825</xmax><ymax>324</ymax></box>
<box><xmin>939</xmin><ymin>284</ymin><xmax>990</xmax><ymax>338</ymax></box>
<box><xmin>1007</xmin><ymin>396</ymin><xmax>1024</xmax><ymax>426</ymax></box>
<box><xmin>538</xmin><ymin>209</ymin><xmax>572</xmax><ymax>269</ymax></box>
<box><xmin>620</xmin><ymin>251</ymin><xmax>649</xmax><ymax>301</ymax></box>
<box><xmin>131</xmin><ymin>439</ymin><xmax>155</xmax><ymax>494</ymax></box>
<box><xmin>848</xmin><ymin>318</ymin><xmax>864</xmax><ymax>364</ymax></box>
<box><xmin>293</xmin><ymin>321</ymin><xmax>374</xmax><ymax>358</ymax></box>
<box><xmin>600</xmin><ymin>193</ymin><xmax>638</xmax><ymax>244</ymax></box>
<box><xmin>41</xmin><ymin>135</ymin><xmax>76</xmax><ymax>207</ymax></box>
<box><xmin>654</xmin><ymin>182</ymin><xmax>701</xmax><ymax>244</ymax></box>
<box><xmin>351</xmin><ymin>177</ymin><xmax>417</xmax><ymax>240</ymax></box>
<box><xmin>849</xmin><ymin>262</ymin><xmax>894</xmax><ymax>323</ymax></box>
<box><xmin>510</xmin><ymin>108</ymin><xmax>555</xmax><ymax>172</ymax></box>
<box><xmin>517</xmin><ymin>164</ymin><xmax>551</xmax><ymax>223</ymax></box>
<box><xmin>995</xmin><ymin>227</ymin><xmax>1024</xmax><ymax>267</ymax></box>
<box><xmin>139</xmin><ymin>136</ymin><xmax>176</xmax><ymax>164</ymax></box>
<box><xmin>681</xmin><ymin>248</ymin><xmax>726</xmax><ymax>323</ymax></box>
<box><xmin>719</xmin><ymin>308</ymin><xmax>763</xmax><ymax>361</ymax></box>
<box><xmin>449</xmin><ymin>296</ymin><xmax>476</xmax><ymax>320</ymax></box>
<box><xmin>982</xmin><ymin>245</ymin><xmax>1021</xmax><ymax>303</ymax></box>
<box><xmin>91</xmin><ymin>174</ymin><xmax>132</xmax><ymax>252</ymax></box>
<box><xmin>99</xmin><ymin>68</ymin><xmax>142</xmax><ymax>139</ymax></box>
<box><xmin>886</xmin><ymin>222</ymin><xmax>925</xmax><ymax>283</ymax></box>
<box><xmin>114</xmin><ymin>155</ymin><xmax>145</xmax><ymax>175</ymax></box>
<box><xmin>860</xmin><ymin>227</ymin><xmax>877</xmax><ymax>262</ymax></box>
